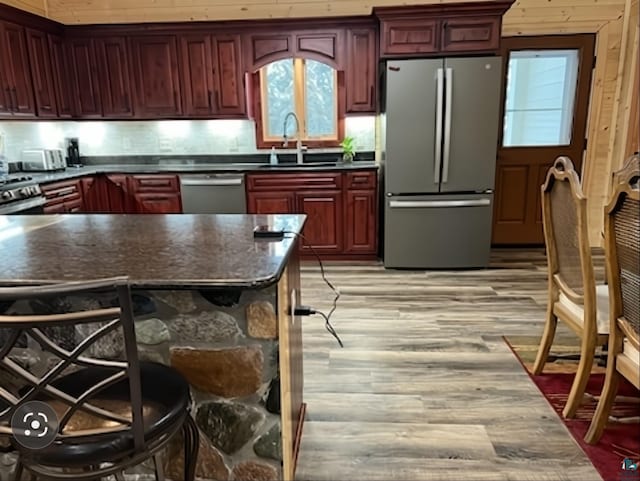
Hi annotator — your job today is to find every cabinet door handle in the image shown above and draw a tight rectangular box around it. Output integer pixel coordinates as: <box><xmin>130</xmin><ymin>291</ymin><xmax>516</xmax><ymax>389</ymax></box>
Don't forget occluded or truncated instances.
<box><xmin>213</xmin><ymin>90</ymin><xmax>220</xmax><ymax>110</ymax></box>
<box><xmin>3</xmin><ymin>88</ymin><xmax>11</xmax><ymax>111</ymax></box>
<box><xmin>208</xmin><ymin>90</ymin><xmax>213</xmax><ymax>109</ymax></box>
<box><xmin>173</xmin><ymin>91</ymin><xmax>179</xmax><ymax>109</ymax></box>
<box><xmin>11</xmin><ymin>88</ymin><xmax>18</xmax><ymax>111</ymax></box>
<box><xmin>370</xmin><ymin>85</ymin><xmax>374</xmax><ymax>104</ymax></box>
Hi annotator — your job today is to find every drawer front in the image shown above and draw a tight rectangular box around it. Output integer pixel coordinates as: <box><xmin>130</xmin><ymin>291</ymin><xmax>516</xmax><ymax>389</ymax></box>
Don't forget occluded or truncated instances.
<box><xmin>65</xmin><ymin>198</ymin><xmax>83</xmax><ymax>213</ymax></box>
<box><xmin>43</xmin><ymin>203</ymin><xmax>66</xmax><ymax>214</ymax></box>
<box><xmin>130</xmin><ymin>175</ymin><xmax>180</xmax><ymax>192</ymax></box>
<box><xmin>41</xmin><ymin>180</ymin><xmax>82</xmax><ymax>200</ymax></box>
<box><xmin>346</xmin><ymin>171</ymin><xmax>376</xmax><ymax>190</ymax></box>
<box><xmin>247</xmin><ymin>173</ymin><xmax>342</xmax><ymax>191</ymax></box>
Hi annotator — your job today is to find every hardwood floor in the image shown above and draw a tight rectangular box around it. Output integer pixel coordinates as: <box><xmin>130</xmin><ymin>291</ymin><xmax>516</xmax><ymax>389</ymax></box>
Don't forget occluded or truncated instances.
<box><xmin>296</xmin><ymin>249</ymin><xmax>605</xmax><ymax>481</ymax></box>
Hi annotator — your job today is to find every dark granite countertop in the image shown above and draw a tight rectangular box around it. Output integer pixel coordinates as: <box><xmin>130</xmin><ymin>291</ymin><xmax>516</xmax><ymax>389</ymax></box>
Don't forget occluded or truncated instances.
<box><xmin>26</xmin><ymin>161</ymin><xmax>378</xmax><ymax>185</ymax></box>
<box><xmin>0</xmin><ymin>214</ymin><xmax>305</xmax><ymax>289</ymax></box>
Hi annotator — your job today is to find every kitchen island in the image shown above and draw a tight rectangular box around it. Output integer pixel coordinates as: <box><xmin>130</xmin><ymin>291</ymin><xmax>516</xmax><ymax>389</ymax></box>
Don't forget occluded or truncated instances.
<box><xmin>0</xmin><ymin>214</ymin><xmax>306</xmax><ymax>481</ymax></box>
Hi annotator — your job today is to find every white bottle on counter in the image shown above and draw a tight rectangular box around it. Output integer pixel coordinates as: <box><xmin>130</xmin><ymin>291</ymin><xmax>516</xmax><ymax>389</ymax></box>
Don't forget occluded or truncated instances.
<box><xmin>269</xmin><ymin>146</ymin><xmax>279</xmax><ymax>165</ymax></box>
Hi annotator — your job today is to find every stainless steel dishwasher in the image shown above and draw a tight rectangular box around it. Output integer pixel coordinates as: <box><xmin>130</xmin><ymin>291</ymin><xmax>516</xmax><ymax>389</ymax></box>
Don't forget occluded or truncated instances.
<box><xmin>180</xmin><ymin>174</ymin><xmax>247</xmax><ymax>213</ymax></box>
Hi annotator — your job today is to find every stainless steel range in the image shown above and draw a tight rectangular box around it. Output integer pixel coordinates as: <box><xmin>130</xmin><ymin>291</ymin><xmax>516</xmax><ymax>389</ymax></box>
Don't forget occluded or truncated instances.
<box><xmin>0</xmin><ymin>176</ymin><xmax>46</xmax><ymax>215</ymax></box>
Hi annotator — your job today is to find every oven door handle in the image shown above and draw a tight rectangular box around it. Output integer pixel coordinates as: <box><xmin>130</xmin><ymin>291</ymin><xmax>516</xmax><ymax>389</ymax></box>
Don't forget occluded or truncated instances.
<box><xmin>0</xmin><ymin>197</ymin><xmax>46</xmax><ymax>215</ymax></box>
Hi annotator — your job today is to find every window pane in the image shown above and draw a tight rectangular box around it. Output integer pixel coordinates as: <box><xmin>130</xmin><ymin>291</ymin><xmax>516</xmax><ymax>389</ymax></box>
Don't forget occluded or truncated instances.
<box><xmin>305</xmin><ymin>60</ymin><xmax>336</xmax><ymax>138</ymax></box>
<box><xmin>503</xmin><ymin>49</ymin><xmax>579</xmax><ymax>147</ymax></box>
<box><xmin>264</xmin><ymin>59</ymin><xmax>295</xmax><ymax>138</ymax></box>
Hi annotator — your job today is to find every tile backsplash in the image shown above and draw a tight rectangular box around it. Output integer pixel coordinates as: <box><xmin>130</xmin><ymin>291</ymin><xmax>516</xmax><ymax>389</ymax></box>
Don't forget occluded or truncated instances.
<box><xmin>0</xmin><ymin>117</ymin><xmax>376</xmax><ymax>162</ymax></box>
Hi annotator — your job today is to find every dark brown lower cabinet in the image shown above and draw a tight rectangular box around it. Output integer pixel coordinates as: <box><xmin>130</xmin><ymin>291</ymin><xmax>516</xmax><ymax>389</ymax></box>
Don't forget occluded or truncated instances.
<box><xmin>133</xmin><ymin>192</ymin><xmax>182</xmax><ymax>213</ymax></box>
<box><xmin>345</xmin><ymin>190</ymin><xmax>377</xmax><ymax>253</ymax></box>
<box><xmin>63</xmin><ymin>174</ymin><xmax>183</xmax><ymax>214</ymax></box>
<box><xmin>296</xmin><ymin>190</ymin><xmax>344</xmax><ymax>254</ymax></box>
<box><xmin>41</xmin><ymin>179</ymin><xmax>84</xmax><ymax>213</ymax></box>
<box><xmin>246</xmin><ymin>170</ymin><xmax>378</xmax><ymax>258</ymax></box>
<box><xmin>247</xmin><ymin>191</ymin><xmax>296</xmax><ymax>214</ymax></box>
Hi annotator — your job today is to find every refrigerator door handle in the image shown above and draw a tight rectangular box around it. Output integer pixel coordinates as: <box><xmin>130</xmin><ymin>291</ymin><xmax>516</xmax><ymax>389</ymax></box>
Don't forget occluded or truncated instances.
<box><xmin>389</xmin><ymin>199</ymin><xmax>491</xmax><ymax>209</ymax></box>
<box><xmin>434</xmin><ymin>68</ymin><xmax>444</xmax><ymax>184</ymax></box>
<box><xmin>442</xmin><ymin>67</ymin><xmax>453</xmax><ymax>183</ymax></box>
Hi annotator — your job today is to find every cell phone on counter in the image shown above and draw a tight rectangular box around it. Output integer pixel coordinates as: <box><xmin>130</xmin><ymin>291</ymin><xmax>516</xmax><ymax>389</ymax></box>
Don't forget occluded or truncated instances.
<box><xmin>253</xmin><ymin>225</ymin><xmax>285</xmax><ymax>239</ymax></box>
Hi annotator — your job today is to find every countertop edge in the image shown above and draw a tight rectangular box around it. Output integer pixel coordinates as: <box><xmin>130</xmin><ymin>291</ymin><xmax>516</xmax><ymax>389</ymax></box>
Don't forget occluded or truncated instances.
<box><xmin>28</xmin><ymin>162</ymin><xmax>379</xmax><ymax>184</ymax></box>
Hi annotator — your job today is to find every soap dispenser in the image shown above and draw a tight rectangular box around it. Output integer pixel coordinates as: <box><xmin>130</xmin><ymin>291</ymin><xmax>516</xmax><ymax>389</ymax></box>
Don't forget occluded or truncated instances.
<box><xmin>269</xmin><ymin>146</ymin><xmax>279</xmax><ymax>165</ymax></box>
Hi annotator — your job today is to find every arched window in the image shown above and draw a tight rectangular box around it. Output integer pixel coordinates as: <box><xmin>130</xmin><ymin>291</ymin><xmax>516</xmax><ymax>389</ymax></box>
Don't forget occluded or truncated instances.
<box><xmin>257</xmin><ymin>58</ymin><xmax>340</xmax><ymax>146</ymax></box>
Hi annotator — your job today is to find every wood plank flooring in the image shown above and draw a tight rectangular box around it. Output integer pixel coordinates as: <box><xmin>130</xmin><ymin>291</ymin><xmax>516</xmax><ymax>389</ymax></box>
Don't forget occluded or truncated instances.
<box><xmin>296</xmin><ymin>249</ymin><xmax>605</xmax><ymax>481</ymax></box>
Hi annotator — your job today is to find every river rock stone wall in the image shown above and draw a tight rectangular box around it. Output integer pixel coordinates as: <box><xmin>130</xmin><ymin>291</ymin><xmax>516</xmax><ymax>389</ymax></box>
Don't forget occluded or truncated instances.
<box><xmin>0</xmin><ymin>286</ymin><xmax>283</xmax><ymax>481</ymax></box>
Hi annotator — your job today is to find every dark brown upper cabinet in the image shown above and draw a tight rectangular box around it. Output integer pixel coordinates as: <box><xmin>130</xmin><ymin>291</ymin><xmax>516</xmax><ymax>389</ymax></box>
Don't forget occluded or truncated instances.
<box><xmin>68</xmin><ymin>37</ymin><xmax>102</xmax><ymax>117</ymax></box>
<box><xmin>0</xmin><ymin>20</ymin><xmax>35</xmax><ymax>117</ymax></box>
<box><xmin>212</xmin><ymin>35</ymin><xmax>245</xmax><ymax>117</ymax></box>
<box><xmin>294</xmin><ymin>30</ymin><xmax>341</xmax><ymax>68</ymax></box>
<box><xmin>244</xmin><ymin>29</ymin><xmax>342</xmax><ymax>71</ymax></box>
<box><xmin>375</xmin><ymin>0</ymin><xmax>513</xmax><ymax>57</ymax></box>
<box><xmin>26</xmin><ymin>28</ymin><xmax>57</xmax><ymax>117</ymax></box>
<box><xmin>379</xmin><ymin>18</ymin><xmax>439</xmax><ymax>56</ymax></box>
<box><xmin>96</xmin><ymin>36</ymin><xmax>134</xmax><ymax>117</ymax></box>
<box><xmin>49</xmin><ymin>34</ymin><xmax>74</xmax><ymax>118</ymax></box>
<box><xmin>179</xmin><ymin>34</ymin><xmax>215</xmax><ymax>117</ymax></box>
<box><xmin>245</xmin><ymin>32</ymin><xmax>293</xmax><ymax>71</ymax></box>
<box><xmin>130</xmin><ymin>35</ymin><xmax>182</xmax><ymax>117</ymax></box>
<box><xmin>346</xmin><ymin>27</ymin><xmax>377</xmax><ymax>113</ymax></box>
<box><xmin>441</xmin><ymin>16</ymin><xmax>501</xmax><ymax>53</ymax></box>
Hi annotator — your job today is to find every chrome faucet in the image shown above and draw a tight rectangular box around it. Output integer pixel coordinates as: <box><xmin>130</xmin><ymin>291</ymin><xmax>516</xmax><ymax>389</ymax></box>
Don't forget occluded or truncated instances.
<box><xmin>283</xmin><ymin>112</ymin><xmax>305</xmax><ymax>164</ymax></box>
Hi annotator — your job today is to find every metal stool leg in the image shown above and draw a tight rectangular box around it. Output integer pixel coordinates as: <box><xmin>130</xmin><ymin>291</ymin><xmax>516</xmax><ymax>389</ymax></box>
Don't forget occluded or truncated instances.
<box><xmin>182</xmin><ymin>415</ymin><xmax>199</xmax><ymax>481</ymax></box>
<box><xmin>13</xmin><ymin>461</ymin><xmax>23</xmax><ymax>481</ymax></box>
<box><xmin>153</xmin><ymin>453</ymin><xmax>165</xmax><ymax>481</ymax></box>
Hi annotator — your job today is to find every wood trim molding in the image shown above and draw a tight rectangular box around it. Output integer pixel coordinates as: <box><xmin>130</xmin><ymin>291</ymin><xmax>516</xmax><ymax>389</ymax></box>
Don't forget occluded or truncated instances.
<box><xmin>374</xmin><ymin>0</ymin><xmax>515</xmax><ymax>19</ymax></box>
<box><xmin>0</xmin><ymin>2</ymin><xmax>62</xmax><ymax>33</ymax></box>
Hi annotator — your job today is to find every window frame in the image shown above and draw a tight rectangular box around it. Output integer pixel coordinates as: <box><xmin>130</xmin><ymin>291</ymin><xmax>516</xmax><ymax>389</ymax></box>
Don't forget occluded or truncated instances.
<box><xmin>502</xmin><ymin>49</ymin><xmax>580</xmax><ymax>148</ymax></box>
<box><xmin>251</xmin><ymin>56</ymin><xmax>346</xmax><ymax>149</ymax></box>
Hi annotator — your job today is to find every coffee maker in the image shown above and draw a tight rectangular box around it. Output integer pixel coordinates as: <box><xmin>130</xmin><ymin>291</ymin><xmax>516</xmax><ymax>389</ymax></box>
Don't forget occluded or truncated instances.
<box><xmin>65</xmin><ymin>137</ymin><xmax>81</xmax><ymax>167</ymax></box>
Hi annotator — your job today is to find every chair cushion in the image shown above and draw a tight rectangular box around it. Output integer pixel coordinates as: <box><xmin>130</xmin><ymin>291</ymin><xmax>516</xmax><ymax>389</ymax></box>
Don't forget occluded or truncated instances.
<box><xmin>19</xmin><ymin>362</ymin><xmax>190</xmax><ymax>467</ymax></box>
<box><xmin>558</xmin><ymin>284</ymin><xmax>610</xmax><ymax>334</ymax></box>
<box><xmin>622</xmin><ymin>338</ymin><xmax>640</xmax><ymax>367</ymax></box>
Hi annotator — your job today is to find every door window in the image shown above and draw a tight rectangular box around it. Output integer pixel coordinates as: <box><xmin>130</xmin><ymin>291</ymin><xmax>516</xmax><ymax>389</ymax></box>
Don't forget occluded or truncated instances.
<box><xmin>503</xmin><ymin>49</ymin><xmax>579</xmax><ymax>147</ymax></box>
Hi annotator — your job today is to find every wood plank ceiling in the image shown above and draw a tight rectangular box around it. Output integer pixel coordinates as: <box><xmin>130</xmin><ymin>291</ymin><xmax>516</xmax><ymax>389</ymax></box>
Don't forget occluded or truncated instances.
<box><xmin>0</xmin><ymin>0</ymin><xmax>628</xmax><ymax>26</ymax></box>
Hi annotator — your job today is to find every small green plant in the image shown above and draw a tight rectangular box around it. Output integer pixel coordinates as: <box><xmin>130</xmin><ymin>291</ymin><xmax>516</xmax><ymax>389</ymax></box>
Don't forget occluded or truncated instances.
<box><xmin>340</xmin><ymin>136</ymin><xmax>356</xmax><ymax>162</ymax></box>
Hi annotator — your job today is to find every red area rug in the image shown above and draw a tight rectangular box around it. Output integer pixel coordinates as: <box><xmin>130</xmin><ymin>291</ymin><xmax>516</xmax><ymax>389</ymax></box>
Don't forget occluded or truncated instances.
<box><xmin>505</xmin><ymin>336</ymin><xmax>640</xmax><ymax>481</ymax></box>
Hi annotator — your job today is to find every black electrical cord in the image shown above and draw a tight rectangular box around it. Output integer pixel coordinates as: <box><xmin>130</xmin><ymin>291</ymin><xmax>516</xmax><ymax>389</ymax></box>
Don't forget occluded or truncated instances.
<box><xmin>283</xmin><ymin>230</ymin><xmax>343</xmax><ymax>347</ymax></box>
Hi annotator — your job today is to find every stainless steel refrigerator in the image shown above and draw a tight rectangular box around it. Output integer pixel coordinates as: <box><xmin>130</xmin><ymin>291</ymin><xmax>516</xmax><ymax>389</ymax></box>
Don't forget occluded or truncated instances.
<box><xmin>382</xmin><ymin>57</ymin><xmax>502</xmax><ymax>269</ymax></box>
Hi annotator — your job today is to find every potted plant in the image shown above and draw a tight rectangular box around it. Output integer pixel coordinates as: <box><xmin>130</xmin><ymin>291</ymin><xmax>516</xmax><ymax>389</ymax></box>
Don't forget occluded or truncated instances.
<box><xmin>340</xmin><ymin>136</ymin><xmax>356</xmax><ymax>163</ymax></box>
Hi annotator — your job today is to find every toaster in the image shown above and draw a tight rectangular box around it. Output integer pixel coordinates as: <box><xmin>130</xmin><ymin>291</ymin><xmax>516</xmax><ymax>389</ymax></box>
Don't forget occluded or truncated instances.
<box><xmin>21</xmin><ymin>149</ymin><xmax>66</xmax><ymax>171</ymax></box>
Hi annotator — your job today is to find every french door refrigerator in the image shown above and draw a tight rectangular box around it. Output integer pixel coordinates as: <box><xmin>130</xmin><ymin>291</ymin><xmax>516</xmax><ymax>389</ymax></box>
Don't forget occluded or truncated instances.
<box><xmin>382</xmin><ymin>57</ymin><xmax>502</xmax><ymax>268</ymax></box>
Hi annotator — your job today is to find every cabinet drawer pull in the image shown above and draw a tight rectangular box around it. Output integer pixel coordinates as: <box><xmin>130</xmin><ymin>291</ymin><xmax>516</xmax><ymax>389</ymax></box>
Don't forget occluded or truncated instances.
<box><xmin>45</xmin><ymin>186</ymin><xmax>76</xmax><ymax>197</ymax></box>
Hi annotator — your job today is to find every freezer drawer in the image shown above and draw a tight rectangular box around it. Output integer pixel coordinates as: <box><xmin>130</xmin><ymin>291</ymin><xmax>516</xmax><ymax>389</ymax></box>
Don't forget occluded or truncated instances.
<box><xmin>384</xmin><ymin>194</ymin><xmax>493</xmax><ymax>268</ymax></box>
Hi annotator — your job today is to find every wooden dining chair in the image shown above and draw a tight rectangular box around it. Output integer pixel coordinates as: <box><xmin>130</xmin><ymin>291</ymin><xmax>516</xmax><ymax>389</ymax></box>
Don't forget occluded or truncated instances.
<box><xmin>585</xmin><ymin>155</ymin><xmax>640</xmax><ymax>444</ymax></box>
<box><xmin>533</xmin><ymin>156</ymin><xmax>610</xmax><ymax>418</ymax></box>
<box><xmin>0</xmin><ymin>277</ymin><xmax>198</xmax><ymax>481</ymax></box>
